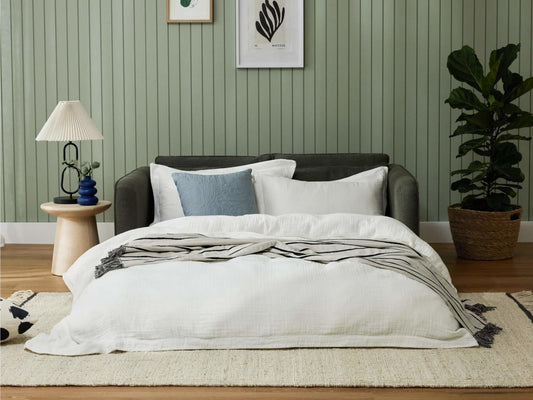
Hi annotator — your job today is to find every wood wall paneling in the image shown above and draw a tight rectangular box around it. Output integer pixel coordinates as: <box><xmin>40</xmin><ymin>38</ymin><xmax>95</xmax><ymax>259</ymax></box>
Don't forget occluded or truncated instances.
<box><xmin>1</xmin><ymin>0</ymin><xmax>532</xmax><ymax>223</ymax></box>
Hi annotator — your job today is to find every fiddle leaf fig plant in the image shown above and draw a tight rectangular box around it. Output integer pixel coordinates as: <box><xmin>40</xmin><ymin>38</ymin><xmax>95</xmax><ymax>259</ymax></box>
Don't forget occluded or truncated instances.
<box><xmin>445</xmin><ymin>43</ymin><xmax>533</xmax><ymax>212</ymax></box>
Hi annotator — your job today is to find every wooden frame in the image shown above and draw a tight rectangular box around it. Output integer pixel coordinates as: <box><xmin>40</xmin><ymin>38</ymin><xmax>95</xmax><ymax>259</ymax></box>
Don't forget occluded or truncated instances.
<box><xmin>167</xmin><ymin>0</ymin><xmax>213</xmax><ymax>23</ymax></box>
<box><xmin>236</xmin><ymin>0</ymin><xmax>304</xmax><ymax>68</ymax></box>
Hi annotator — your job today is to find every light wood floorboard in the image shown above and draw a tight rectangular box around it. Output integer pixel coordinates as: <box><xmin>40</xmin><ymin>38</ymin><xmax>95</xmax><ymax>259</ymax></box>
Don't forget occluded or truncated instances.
<box><xmin>1</xmin><ymin>243</ymin><xmax>532</xmax><ymax>399</ymax></box>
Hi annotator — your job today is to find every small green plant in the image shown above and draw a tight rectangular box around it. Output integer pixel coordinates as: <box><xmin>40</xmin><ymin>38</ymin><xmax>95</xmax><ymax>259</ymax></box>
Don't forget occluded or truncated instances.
<box><xmin>62</xmin><ymin>160</ymin><xmax>100</xmax><ymax>178</ymax></box>
<box><xmin>445</xmin><ymin>43</ymin><xmax>533</xmax><ymax>212</ymax></box>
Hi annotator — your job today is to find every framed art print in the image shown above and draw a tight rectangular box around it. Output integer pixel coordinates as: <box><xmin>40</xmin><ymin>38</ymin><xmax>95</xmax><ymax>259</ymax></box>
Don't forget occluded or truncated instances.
<box><xmin>167</xmin><ymin>0</ymin><xmax>213</xmax><ymax>23</ymax></box>
<box><xmin>236</xmin><ymin>0</ymin><xmax>304</xmax><ymax>68</ymax></box>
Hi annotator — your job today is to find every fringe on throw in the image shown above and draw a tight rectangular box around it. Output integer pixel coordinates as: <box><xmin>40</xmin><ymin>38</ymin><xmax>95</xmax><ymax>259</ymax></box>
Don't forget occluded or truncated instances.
<box><xmin>464</xmin><ymin>302</ymin><xmax>496</xmax><ymax>317</ymax></box>
<box><xmin>473</xmin><ymin>323</ymin><xmax>503</xmax><ymax>348</ymax></box>
<box><xmin>95</xmin><ymin>246</ymin><xmax>126</xmax><ymax>278</ymax></box>
<box><xmin>462</xmin><ymin>299</ymin><xmax>502</xmax><ymax>347</ymax></box>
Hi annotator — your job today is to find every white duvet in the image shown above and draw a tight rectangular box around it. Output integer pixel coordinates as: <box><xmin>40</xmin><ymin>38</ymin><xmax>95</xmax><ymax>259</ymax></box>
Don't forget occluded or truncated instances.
<box><xmin>26</xmin><ymin>214</ymin><xmax>477</xmax><ymax>355</ymax></box>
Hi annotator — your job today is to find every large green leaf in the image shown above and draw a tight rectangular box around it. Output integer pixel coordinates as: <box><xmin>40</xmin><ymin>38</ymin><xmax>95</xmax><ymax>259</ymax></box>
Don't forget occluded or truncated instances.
<box><xmin>494</xmin><ymin>183</ymin><xmax>523</xmax><ymax>190</ymax></box>
<box><xmin>469</xmin><ymin>160</ymin><xmax>488</xmax><ymax>170</ymax></box>
<box><xmin>493</xmin><ymin>142</ymin><xmax>522</xmax><ymax>165</ymax></box>
<box><xmin>496</xmin><ymin>133</ymin><xmax>532</xmax><ymax>142</ymax></box>
<box><xmin>456</xmin><ymin>111</ymin><xmax>494</xmax><ymax>129</ymax></box>
<box><xmin>471</xmin><ymin>171</ymin><xmax>488</xmax><ymax>183</ymax></box>
<box><xmin>457</xmin><ymin>136</ymin><xmax>489</xmax><ymax>157</ymax></box>
<box><xmin>486</xmin><ymin>193</ymin><xmax>512</xmax><ymax>211</ymax></box>
<box><xmin>484</xmin><ymin>54</ymin><xmax>502</xmax><ymax>95</ymax></box>
<box><xmin>474</xmin><ymin>149</ymin><xmax>492</xmax><ymax>157</ymax></box>
<box><xmin>447</xmin><ymin>46</ymin><xmax>485</xmax><ymax>92</ymax></box>
<box><xmin>501</xmin><ymin>112</ymin><xmax>533</xmax><ymax>132</ymax></box>
<box><xmin>494</xmin><ymin>186</ymin><xmax>517</xmax><ymax>197</ymax></box>
<box><xmin>505</xmin><ymin>77</ymin><xmax>533</xmax><ymax>102</ymax></box>
<box><xmin>450</xmin><ymin>160</ymin><xmax>487</xmax><ymax>176</ymax></box>
<box><xmin>502</xmin><ymin>71</ymin><xmax>524</xmax><ymax>93</ymax></box>
<box><xmin>450</xmin><ymin>123</ymin><xmax>488</xmax><ymax>137</ymax></box>
<box><xmin>495</xmin><ymin>166</ymin><xmax>525</xmax><ymax>182</ymax></box>
<box><xmin>488</xmin><ymin>43</ymin><xmax>520</xmax><ymax>85</ymax></box>
<box><xmin>451</xmin><ymin>178</ymin><xmax>469</xmax><ymax>192</ymax></box>
<box><xmin>451</xmin><ymin>177</ymin><xmax>484</xmax><ymax>193</ymax></box>
<box><xmin>445</xmin><ymin>87</ymin><xmax>487</xmax><ymax>111</ymax></box>
<box><xmin>450</xmin><ymin>168</ymin><xmax>469</xmax><ymax>176</ymax></box>
<box><xmin>451</xmin><ymin>178</ymin><xmax>470</xmax><ymax>190</ymax></box>
<box><xmin>501</xmin><ymin>102</ymin><xmax>522</xmax><ymax>115</ymax></box>
<box><xmin>451</xmin><ymin>170</ymin><xmax>470</xmax><ymax>177</ymax></box>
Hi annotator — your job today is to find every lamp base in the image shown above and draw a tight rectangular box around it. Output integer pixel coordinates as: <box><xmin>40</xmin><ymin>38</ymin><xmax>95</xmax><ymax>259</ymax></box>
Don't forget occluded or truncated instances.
<box><xmin>54</xmin><ymin>196</ymin><xmax>79</xmax><ymax>204</ymax></box>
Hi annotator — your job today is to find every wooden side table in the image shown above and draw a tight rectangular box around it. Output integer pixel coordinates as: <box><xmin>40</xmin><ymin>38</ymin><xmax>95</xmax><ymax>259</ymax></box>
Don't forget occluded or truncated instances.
<box><xmin>41</xmin><ymin>201</ymin><xmax>112</xmax><ymax>276</ymax></box>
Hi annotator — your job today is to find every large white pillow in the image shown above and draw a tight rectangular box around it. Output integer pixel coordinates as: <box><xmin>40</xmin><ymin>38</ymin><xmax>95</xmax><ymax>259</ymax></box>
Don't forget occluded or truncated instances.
<box><xmin>150</xmin><ymin>159</ymin><xmax>296</xmax><ymax>223</ymax></box>
<box><xmin>256</xmin><ymin>166</ymin><xmax>388</xmax><ymax>216</ymax></box>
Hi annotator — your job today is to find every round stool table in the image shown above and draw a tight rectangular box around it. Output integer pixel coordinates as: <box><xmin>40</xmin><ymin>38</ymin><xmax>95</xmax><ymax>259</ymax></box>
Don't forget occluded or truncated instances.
<box><xmin>41</xmin><ymin>201</ymin><xmax>111</xmax><ymax>276</ymax></box>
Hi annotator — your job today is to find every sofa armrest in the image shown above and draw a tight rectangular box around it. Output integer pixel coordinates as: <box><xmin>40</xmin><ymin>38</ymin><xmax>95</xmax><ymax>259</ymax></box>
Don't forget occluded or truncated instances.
<box><xmin>114</xmin><ymin>166</ymin><xmax>153</xmax><ymax>235</ymax></box>
<box><xmin>387</xmin><ymin>164</ymin><xmax>419</xmax><ymax>235</ymax></box>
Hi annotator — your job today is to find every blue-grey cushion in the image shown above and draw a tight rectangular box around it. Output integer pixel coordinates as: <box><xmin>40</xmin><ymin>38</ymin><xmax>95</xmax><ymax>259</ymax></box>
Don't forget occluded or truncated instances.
<box><xmin>171</xmin><ymin>169</ymin><xmax>258</xmax><ymax>216</ymax></box>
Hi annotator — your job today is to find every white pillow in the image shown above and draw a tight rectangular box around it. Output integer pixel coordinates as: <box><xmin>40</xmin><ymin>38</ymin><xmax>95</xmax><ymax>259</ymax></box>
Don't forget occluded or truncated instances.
<box><xmin>150</xmin><ymin>159</ymin><xmax>297</xmax><ymax>223</ymax></box>
<box><xmin>256</xmin><ymin>166</ymin><xmax>388</xmax><ymax>216</ymax></box>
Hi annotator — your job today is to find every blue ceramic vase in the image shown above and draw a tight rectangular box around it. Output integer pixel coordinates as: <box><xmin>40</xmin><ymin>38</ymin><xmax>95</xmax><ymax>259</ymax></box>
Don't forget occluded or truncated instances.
<box><xmin>77</xmin><ymin>176</ymin><xmax>98</xmax><ymax>206</ymax></box>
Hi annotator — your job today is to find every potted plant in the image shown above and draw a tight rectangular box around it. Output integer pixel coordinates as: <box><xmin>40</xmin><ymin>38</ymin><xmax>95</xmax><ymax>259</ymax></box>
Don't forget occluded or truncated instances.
<box><xmin>63</xmin><ymin>160</ymin><xmax>101</xmax><ymax>206</ymax></box>
<box><xmin>445</xmin><ymin>43</ymin><xmax>533</xmax><ymax>260</ymax></box>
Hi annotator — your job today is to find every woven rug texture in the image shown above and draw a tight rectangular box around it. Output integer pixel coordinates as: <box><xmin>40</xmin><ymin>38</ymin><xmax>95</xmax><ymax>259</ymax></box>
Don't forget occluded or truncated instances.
<box><xmin>1</xmin><ymin>290</ymin><xmax>532</xmax><ymax>387</ymax></box>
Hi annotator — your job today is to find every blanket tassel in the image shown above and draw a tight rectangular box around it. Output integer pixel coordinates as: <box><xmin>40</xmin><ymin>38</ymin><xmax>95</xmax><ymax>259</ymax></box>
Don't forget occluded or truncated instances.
<box><xmin>474</xmin><ymin>323</ymin><xmax>502</xmax><ymax>348</ymax></box>
<box><xmin>95</xmin><ymin>246</ymin><xmax>126</xmax><ymax>278</ymax></box>
<box><xmin>464</xmin><ymin>302</ymin><xmax>496</xmax><ymax>317</ymax></box>
<box><xmin>463</xmin><ymin>301</ymin><xmax>502</xmax><ymax>347</ymax></box>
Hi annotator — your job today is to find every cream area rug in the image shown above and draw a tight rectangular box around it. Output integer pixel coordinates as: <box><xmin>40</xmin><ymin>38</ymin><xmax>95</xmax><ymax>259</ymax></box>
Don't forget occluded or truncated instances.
<box><xmin>1</xmin><ymin>290</ymin><xmax>532</xmax><ymax>387</ymax></box>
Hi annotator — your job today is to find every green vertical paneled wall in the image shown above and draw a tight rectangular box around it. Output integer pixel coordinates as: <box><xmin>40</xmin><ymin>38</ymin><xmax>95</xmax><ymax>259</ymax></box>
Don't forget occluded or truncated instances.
<box><xmin>1</xmin><ymin>0</ymin><xmax>532</xmax><ymax>223</ymax></box>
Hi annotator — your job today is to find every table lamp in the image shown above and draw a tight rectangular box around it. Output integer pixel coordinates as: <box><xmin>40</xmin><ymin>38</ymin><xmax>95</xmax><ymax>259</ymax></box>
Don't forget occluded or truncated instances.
<box><xmin>36</xmin><ymin>101</ymin><xmax>103</xmax><ymax>204</ymax></box>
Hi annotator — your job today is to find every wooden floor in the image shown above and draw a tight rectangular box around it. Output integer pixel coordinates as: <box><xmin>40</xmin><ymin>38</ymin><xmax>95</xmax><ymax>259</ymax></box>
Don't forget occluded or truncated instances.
<box><xmin>1</xmin><ymin>243</ymin><xmax>532</xmax><ymax>399</ymax></box>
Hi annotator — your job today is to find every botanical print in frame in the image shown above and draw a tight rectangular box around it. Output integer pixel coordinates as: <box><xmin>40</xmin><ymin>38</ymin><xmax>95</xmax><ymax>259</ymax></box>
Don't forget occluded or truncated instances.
<box><xmin>236</xmin><ymin>0</ymin><xmax>304</xmax><ymax>68</ymax></box>
<box><xmin>167</xmin><ymin>0</ymin><xmax>213</xmax><ymax>23</ymax></box>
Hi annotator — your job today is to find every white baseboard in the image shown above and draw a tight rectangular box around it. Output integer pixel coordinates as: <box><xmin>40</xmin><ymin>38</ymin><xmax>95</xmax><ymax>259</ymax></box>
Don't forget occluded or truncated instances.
<box><xmin>0</xmin><ymin>223</ymin><xmax>115</xmax><ymax>244</ymax></box>
<box><xmin>1</xmin><ymin>221</ymin><xmax>532</xmax><ymax>244</ymax></box>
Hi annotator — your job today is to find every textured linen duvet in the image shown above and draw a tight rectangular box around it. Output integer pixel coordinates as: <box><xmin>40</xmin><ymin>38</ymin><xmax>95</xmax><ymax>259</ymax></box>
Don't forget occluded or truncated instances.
<box><xmin>26</xmin><ymin>214</ymin><xmax>482</xmax><ymax>355</ymax></box>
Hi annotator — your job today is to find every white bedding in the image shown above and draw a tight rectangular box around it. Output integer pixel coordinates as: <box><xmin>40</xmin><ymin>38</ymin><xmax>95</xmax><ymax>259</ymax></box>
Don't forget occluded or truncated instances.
<box><xmin>26</xmin><ymin>214</ymin><xmax>477</xmax><ymax>355</ymax></box>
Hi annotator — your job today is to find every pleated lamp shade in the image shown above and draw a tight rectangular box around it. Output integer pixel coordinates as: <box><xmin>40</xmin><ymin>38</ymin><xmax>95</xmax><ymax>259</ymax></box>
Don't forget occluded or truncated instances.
<box><xmin>36</xmin><ymin>101</ymin><xmax>103</xmax><ymax>141</ymax></box>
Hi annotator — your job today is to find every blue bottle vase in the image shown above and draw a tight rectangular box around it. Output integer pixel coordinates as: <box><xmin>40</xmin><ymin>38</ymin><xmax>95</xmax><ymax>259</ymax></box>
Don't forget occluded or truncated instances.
<box><xmin>77</xmin><ymin>176</ymin><xmax>99</xmax><ymax>206</ymax></box>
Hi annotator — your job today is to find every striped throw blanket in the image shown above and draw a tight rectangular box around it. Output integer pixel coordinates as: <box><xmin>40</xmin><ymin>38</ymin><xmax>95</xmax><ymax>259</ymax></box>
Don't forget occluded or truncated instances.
<box><xmin>96</xmin><ymin>234</ymin><xmax>501</xmax><ymax>347</ymax></box>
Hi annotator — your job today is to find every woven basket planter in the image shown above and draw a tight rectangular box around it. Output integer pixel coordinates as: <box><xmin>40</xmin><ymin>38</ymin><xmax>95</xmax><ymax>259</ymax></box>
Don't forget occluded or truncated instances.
<box><xmin>448</xmin><ymin>204</ymin><xmax>522</xmax><ymax>260</ymax></box>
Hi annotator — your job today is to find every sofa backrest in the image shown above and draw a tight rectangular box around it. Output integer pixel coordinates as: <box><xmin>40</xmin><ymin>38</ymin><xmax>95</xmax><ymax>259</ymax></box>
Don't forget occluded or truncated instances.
<box><xmin>271</xmin><ymin>153</ymin><xmax>389</xmax><ymax>181</ymax></box>
<box><xmin>154</xmin><ymin>154</ymin><xmax>270</xmax><ymax>170</ymax></box>
<box><xmin>154</xmin><ymin>153</ymin><xmax>389</xmax><ymax>181</ymax></box>
<box><xmin>115</xmin><ymin>153</ymin><xmax>419</xmax><ymax>236</ymax></box>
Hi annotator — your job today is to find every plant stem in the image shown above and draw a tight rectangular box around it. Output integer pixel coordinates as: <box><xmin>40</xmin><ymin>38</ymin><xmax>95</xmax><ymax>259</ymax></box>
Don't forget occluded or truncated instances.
<box><xmin>486</xmin><ymin>124</ymin><xmax>499</xmax><ymax>199</ymax></box>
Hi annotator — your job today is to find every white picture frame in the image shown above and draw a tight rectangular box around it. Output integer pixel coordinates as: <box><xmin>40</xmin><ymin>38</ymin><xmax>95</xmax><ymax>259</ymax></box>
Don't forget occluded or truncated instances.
<box><xmin>167</xmin><ymin>0</ymin><xmax>213</xmax><ymax>23</ymax></box>
<box><xmin>236</xmin><ymin>0</ymin><xmax>304</xmax><ymax>68</ymax></box>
